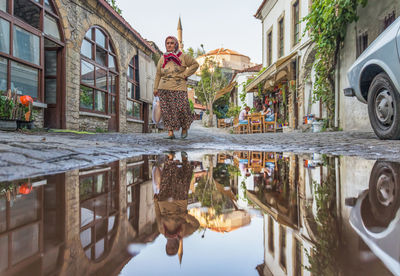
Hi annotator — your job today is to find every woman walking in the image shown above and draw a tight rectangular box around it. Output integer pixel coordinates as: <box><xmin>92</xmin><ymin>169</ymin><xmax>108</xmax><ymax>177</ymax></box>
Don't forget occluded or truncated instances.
<box><xmin>154</xmin><ymin>36</ymin><xmax>199</xmax><ymax>139</ymax></box>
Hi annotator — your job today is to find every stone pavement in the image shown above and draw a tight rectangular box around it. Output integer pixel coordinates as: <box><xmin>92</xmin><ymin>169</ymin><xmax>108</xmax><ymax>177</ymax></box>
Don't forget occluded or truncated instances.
<box><xmin>1</xmin><ymin>120</ymin><xmax>400</xmax><ymax>181</ymax></box>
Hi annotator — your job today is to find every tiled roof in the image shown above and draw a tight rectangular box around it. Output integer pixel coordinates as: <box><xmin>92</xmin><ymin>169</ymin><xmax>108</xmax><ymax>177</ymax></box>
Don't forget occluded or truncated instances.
<box><xmin>98</xmin><ymin>0</ymin><xmax>156</xmax><ymax>54</ymax></box>
<box><xmin>238</xmin><ymin>64</ymin><xmax>262</xmax><ymax>73</ymax></box>
<box><xmin>199</xmin><ymin>48</ymin><xmax>250</xmax><ymax>59</ymax></box>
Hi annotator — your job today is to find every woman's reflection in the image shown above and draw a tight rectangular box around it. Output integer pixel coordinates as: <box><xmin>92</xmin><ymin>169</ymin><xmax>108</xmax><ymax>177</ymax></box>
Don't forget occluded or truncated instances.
<box><xmin>153</xmin><ymin>152</ymin><xmax>199</xmax><ymax>262</ymax></box>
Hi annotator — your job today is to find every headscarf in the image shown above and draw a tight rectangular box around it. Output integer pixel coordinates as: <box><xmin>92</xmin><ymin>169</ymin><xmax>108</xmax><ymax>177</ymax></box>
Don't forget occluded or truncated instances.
<box><xmin>162</xmin><ymin>36</ymin><xmax>182</xmax><ymax>68</ymax></box>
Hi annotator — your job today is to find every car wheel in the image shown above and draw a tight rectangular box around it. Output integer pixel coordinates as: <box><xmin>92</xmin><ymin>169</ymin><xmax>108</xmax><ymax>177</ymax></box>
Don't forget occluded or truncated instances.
<box><xmin>367</xmin><ymin>72</ymin><xmax>400</xmax><ymax>139</ymax></box>
<box><xmin>367</xmin><ymin>161</ymin><xmax>400</xmax><ymax>228</ymax></box>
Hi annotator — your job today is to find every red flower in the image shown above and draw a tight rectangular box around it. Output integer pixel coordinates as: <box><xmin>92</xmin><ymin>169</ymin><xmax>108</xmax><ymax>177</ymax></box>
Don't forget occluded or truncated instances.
<box><xmin>19</xmin><ymin>183</ymin><xmax>32</xmax><ymax>195</ymax></box>
<box><xmin>19</xmin><ymin>95</ymin><xmax>33</xmax><ymax>106</ymax></box>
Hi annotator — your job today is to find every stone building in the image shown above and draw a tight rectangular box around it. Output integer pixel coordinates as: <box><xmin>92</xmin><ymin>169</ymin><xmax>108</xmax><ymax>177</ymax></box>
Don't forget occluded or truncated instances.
<box><xmin>0</xmin><ymin>0</ymin><xmax>157</xmax><ymax>133</ymax></box>
<box><xmin>0</xmin><ymin>156</ymin><xmax>157</xmax><ymax>275</ymax></box>
<box><xmin>196</xmin><ymin>48</ymin><xmax>256</xmax><ymax>81</ymax></box>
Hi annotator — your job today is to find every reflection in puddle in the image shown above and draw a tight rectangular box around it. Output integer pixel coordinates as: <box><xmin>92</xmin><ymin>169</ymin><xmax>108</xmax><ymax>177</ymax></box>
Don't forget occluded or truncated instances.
<box><xmin>0</xmin><ymin>151</ymin><xmax>398</xmax><ymax>275</ymax></box>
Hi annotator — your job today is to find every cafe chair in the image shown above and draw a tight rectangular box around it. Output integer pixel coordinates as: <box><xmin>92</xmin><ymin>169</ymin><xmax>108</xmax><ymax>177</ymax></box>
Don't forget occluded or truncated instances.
<box><xmin>217</xmin><ymin>118</ymin><xmax>226</xmax><ymax>128</ymax></box>
<box><xmin>234</xmin><ymin>117</ymin><xmax>249</xmax><ymax>134</ymax></box>
<box><xmin>250</xmin><ymin>114</ymin><xmax>263</xmax><ymax>134</ymax></box>
<box><xmin>263</xmin><ymin>113</ymin><xmax>277</xmax><ymax>133</ymax></box>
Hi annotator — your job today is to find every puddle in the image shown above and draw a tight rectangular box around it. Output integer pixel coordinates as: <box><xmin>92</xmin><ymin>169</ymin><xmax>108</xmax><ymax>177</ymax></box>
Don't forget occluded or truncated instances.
<box><xmin>0</xmin><ymin>151</ymin><xmax>398</xmax><ymax>276</ymax></box>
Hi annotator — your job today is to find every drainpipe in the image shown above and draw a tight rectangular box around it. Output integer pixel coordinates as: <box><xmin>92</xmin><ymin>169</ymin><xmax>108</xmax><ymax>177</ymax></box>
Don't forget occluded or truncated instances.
<box><xmin>334</xmin><ymin>49</ymin><xmax>340</xmax><ymax>128</ymax></box>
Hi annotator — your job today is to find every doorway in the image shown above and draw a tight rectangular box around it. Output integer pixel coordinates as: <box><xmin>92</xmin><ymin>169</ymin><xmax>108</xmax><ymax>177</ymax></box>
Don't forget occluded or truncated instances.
<box><xmin>44</xmin><ymin>39</ymin><xmax>64</xmax><ymax>129</ymax></box>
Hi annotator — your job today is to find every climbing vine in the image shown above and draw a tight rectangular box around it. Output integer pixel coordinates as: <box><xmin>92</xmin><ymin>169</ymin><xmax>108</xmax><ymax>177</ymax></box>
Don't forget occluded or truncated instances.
<box><xmin>239</xmin><ymin>67</ymin><xmax>267</xmax><ymax>104</ymax></box>
<box><xmin>105</xmin><ymin>0</ymin><xmax>122</xmax><ymax>15</ymax></box>
<box><xmin>304</xmin><ymin>0</ymin><xmax>367</xmax><ymax>127</ymax></box>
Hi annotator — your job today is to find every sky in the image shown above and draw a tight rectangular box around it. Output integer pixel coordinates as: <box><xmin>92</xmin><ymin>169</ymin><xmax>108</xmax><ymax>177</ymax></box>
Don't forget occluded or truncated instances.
<box><xmin>116</xmin><ymin>0</ymin><xmax>262</xmax><ymax>64</ymax></box>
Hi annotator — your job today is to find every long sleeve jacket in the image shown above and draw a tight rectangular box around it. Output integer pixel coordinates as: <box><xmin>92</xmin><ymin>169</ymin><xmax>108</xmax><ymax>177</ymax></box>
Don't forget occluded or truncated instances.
<box><xmin>154</xmin><ymin>53</ymin><xmax>199</xmax><ymax>92</ymax></box>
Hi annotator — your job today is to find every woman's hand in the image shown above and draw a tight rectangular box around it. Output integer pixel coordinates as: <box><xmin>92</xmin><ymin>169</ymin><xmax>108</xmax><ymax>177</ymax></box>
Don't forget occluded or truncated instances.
<box><xmin>153</xmin><ymin>90</ymin><xmax>158</xmax><ymax>97</ymax></box>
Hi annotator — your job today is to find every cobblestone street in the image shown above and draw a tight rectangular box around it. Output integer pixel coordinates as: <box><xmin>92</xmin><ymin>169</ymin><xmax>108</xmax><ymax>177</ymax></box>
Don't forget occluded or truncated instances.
<box><xmin>1</xmin><ymin>121</ymin><xmax>400</xmax><ymax>181</ymax></box>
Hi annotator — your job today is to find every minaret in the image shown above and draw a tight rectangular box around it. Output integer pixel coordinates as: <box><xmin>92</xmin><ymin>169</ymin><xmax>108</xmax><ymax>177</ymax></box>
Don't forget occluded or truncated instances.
<box><xmin>177</xmin><ymin>17</ymin><xmax>183</xmax><ymax>50</ymax></box>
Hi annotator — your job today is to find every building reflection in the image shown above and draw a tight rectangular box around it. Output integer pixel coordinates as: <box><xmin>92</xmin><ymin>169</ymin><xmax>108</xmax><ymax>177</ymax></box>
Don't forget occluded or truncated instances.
<box><xmin>227</xmin><ymin>151</ymin><xmax>397</xmax><ymax>276</ymax></box>
<box><xmin>0</xmin><ymin>175</ymin><xmax>65</xmax><ymax>275</ymax></box>
<box><xmin>1</xmin><ymin>151</ymin><xmax>397</xmax><ymax>275</ymax></box>
<box><xmin>79</xmin><ymin>162</ymin><xmax>119</xmax><ymax>261</ymax></box>
<box><xmin>188</xmin><ymin>154</ymin><xmax>251</xmax><ymax>234</ymax></box>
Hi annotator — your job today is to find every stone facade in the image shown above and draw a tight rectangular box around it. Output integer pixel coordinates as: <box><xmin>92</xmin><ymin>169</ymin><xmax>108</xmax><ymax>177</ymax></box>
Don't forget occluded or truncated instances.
<box><xmin>40</xmin><ymin>0</ymin><xmax>157</xmax><ymax>133</ymax></box>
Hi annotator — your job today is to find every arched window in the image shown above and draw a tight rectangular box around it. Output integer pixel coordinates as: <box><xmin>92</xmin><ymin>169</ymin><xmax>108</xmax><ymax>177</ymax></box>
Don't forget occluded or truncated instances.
<box><xmin>80</xmin><ymin>26</ymin><xmax>118</xmax><ymax>115</ymax></box>
<box><xmin>79</xmin><ymin>164</ymin><xmax>119</xmax><ymax>261</ymax></box>
<box><xmin>126</xmin><ymin>55</ymin><xmax>141</xmax><ymax>120</ymax></box>
<box><xmin>0</xmin><ymin>0</ymin><xmax>63</xmax><ymax>100</ymax></box>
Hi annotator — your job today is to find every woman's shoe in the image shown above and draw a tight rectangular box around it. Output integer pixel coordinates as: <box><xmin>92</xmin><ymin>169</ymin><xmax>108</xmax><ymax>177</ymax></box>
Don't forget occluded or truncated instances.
<box><xmin>181</xmin><ymin>130</ymin><xmax>188</xmax><ymax>139</ymax></box>
<box><xmin>163</xmin><ymin>134</ymin><xmax>175</xmax><ymax>139</ymax></box>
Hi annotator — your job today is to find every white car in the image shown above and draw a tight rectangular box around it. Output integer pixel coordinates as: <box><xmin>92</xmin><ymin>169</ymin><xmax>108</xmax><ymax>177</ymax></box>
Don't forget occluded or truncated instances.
<box><xmin>345</xmin><ymin>16</ymin><xmax>400</xmax><ymax>139</ymax></box>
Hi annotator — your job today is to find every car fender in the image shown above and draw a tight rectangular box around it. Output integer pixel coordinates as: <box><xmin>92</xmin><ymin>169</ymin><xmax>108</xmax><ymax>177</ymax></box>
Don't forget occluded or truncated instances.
<box><xmin>359</xmin><ymin>59</ymin><xmax>400</xmax><ymax>101</ymax></box>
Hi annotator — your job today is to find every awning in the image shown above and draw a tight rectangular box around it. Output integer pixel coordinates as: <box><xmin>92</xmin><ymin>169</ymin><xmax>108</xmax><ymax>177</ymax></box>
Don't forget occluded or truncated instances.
<box><xmin>246</xmin><ymin>51</ymin><xmax>298</xmax><ymax>93</ymax></box>
<box><xmin>245</xmin><ymin>64</ymin><xmax>276</xmax><ymax>93</ymax></box>
<box><xmin>215</xmin><ymin>81</ymin><xmax>237</xmax><ymax>100</ymax></box>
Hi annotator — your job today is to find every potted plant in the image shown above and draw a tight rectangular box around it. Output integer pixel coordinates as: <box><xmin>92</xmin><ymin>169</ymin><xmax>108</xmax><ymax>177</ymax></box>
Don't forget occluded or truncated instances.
<box><xmin>16</xmin><ymin>95</ymin><xmax>34</xmax><ymax>129</ymax></box>
<box><xmin>0</xmin><ymin>89</ymin><xmax>18</xmax><ymax>130</ymax></box>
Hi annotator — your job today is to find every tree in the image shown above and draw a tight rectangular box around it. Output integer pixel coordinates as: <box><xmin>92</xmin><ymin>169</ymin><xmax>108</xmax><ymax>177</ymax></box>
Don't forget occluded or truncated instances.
<box><xmin>105</xmin><ymin>0</ymin><xmax>122</xmax><ymax>15</ymax></box>
<box><xmin>185</xmin><ymin>47</ymin><xmax>204</xmax><ymax>58</ymax></box>
<box><xmin>195</xmin><ymin>55</ymin><xmax>227</xmax><ymax>127</ymax></box>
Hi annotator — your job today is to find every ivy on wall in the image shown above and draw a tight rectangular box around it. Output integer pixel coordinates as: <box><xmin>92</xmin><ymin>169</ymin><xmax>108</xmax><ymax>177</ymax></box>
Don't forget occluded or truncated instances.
<box><xmin>304</xmin><ymin>0</ymin><xmax>367</xmax><ymax>127</ymax></box>
<box><xmin>105</xmin><ymin>0</ymin><xmax>122</xmax><ymax>15</ymax></box>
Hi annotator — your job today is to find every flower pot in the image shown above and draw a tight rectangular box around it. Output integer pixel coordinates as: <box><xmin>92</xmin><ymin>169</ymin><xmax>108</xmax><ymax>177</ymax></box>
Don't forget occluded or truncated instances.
<box><xmin>0</xmin><ymin>119</ymin><xmax>17</xmax><ymax>131</ymax></box>
<box><xmin>312</xmin><ymin>121</ymin><xmax>324</xmax><ymax>133</ymax></box>
<box><xmin>17</xmin><ymin>120</ymin><xmax>35</xmax><ymax>130</ymax></box>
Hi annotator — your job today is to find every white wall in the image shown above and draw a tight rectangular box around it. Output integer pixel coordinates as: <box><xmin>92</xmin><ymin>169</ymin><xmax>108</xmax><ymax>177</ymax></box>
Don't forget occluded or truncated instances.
<box><xmin>139</xmin><ymin>50</ymin><xmax>156</xmax><ymax>104</ymax></box>
<box><xmin>260</xmin><ymin>0</ymin><xmax>311</xmax><ymax>67</ymax></box>
<box><xmin>235</xmin><ymin>72</ymin><xmax>256</xmax><ymax>108</ymax></box>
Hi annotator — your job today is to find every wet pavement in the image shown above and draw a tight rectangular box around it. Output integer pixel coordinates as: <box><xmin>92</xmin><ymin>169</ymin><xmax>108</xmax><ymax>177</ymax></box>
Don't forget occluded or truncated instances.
<box><xmin>1</xmin><ymin>121</ymin><xmax>400</xmax><ymax>181</ymax></box>
<box><xmin>0</xmin><ymin>150</ymin><xmax>398</xmax><ymax>276</ymax></box>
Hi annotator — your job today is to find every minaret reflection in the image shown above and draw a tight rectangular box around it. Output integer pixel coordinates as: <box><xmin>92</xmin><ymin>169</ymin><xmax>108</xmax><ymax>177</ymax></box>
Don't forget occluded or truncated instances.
<box><xmin>153</xmin><ymin>152</ymin><xmax>199</xmax><ymax>264</ymax></box>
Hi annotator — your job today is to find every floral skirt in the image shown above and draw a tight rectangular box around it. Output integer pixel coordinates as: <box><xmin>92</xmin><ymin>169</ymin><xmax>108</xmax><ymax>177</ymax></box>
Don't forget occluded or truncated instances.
<box><xmin>158</xmin><ymin>89</ymin><xmax>193</xmax><ymax>130</ymax></box>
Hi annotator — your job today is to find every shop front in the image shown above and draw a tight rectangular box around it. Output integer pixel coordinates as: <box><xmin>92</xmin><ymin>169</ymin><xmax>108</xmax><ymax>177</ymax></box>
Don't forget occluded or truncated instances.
<box><xmin>246</xmin><ymin>52</ymin><xmax>299</xmax><ymax>131</ymax></box>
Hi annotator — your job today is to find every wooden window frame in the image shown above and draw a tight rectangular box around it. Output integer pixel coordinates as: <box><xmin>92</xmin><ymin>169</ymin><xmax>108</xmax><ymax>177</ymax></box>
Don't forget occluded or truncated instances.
<box><xmin>293</xmin><ymin>237</ymin><xmax>303</xmax><ymax>276</ymax></box>
<box><xmin>268</xmin><ymin>215</ymin><xmax>274</xmax><ymax>255</ymax></box>
<box><xmin>291</xmin><ymin>0</ymin><xmax>300</xmax><ymax>48</ymax></box>
<box><xmin>0</xmin><ymin>185</ymin><xmax>43</xmax><ymax>271</ymax></box>
<box><xmin>277</xmin><ymin>12</ymin><xmax>285</xmax><ymax>58</ymax></box>
<box><xmin>356</xmin><ymin>30</ymin><xmax>368</xmax><ymax>58</ymax></box>
<box><xmin>383</xmin><ymin>10</ymin><xmax>396</xmax><ymax>30</ymax></box>
<box><xmin>80</xmin><ymin>26</ymin><xmax>119</xmax><ymax>115</ymax></box>
<box><xmin>279</xmin><ymin>225</ymin><xmax>287</xmax><ymax>272</ymax></box>
<box><xmin>126</xmin><ymin>55</ymin><xmax>142</xmax><ymax>120</ymax></box>
<box><xmin>126</xmin><ymin>162</ymin><xmax>144</xmax><ymax>229</ymax></box>
<box><xmin>0</xmin><ymin>0</ymin><xmax>64</xmax><ymax>102</ymax></box>
<box><xmin>79</xmin><ymin>165</ymin><xmax>119</xmax><ymax>262</ymax></box>
<box><xmin>266</xmin><ymin>27</ymin><xmax>273</xmax><ymax>67</ymax></box>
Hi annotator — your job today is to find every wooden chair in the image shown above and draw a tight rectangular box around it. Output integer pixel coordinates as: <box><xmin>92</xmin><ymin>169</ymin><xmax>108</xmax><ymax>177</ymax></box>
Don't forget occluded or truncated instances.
<box><xmin>239</xmin><ymin>151</ymin><xmax>249</xmax><ymax>161</ymax></box>
<box><xmin>264</xmin><ymin>152</ymin><xmax>277</xmax><ymax>170</ymax></box>
<box><xmin>217</xmin><ymin>154</ymin><xmax>227</xmax><ymax>163</ymax></box>
<box><xmin>234</xmin><ymin>117</ymin><xmax>249</xmax><ymax>134</ymax></box>
<box><xmin>250</xmin><ymin>151</ymin><xmax>263</xmax><ymax>165</ymax></box>
<box><xmin>263</xmin><ymin>112</ymin><xmax>277</xmax><ymax>133</ymax></box>
<box><xmin>249</xmin><ymin>114</ymin><xmax>263</xmax><ymax>134</ymax></box>
<box><xmin>217</xmin><ymin>119</ymin><xmax>226</xmax><ymax>128</ymax></box>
